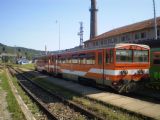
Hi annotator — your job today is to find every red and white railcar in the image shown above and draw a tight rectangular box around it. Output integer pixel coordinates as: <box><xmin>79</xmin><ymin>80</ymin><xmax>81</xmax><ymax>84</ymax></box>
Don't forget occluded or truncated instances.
<box><xmin>36</xmin><ymin>43</ymin><xmax>150</xmax><ymax>92</ymax></box>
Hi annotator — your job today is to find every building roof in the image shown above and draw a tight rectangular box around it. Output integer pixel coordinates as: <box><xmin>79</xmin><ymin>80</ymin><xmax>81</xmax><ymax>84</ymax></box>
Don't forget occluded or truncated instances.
<box><xmin>84</xmin><ymin>17</ymin><xmax>160</xmax><ymax>43</ymax></box>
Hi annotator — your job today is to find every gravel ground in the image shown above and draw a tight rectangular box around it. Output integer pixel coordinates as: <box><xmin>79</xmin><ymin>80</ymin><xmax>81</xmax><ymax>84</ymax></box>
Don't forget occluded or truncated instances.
<box><xmin>0</xmin><ymin>79</ymin><xmax>12</xmax><ymax>120</ymax></box>
<box><xmin>16</xmin><ymin>75</ymin><xmax>87</xmax><ymax>120</ymax></box>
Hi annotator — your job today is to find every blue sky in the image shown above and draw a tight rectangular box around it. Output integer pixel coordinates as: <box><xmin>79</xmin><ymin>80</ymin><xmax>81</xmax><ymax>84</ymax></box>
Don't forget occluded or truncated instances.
<box><xmin>0</xmin><ymin>0</ymin><xmax>160</xmax><ymax>51</ymax></box>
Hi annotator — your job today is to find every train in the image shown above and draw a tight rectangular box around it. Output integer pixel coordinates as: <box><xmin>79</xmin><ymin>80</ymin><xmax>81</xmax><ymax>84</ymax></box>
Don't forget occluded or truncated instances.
<box><xmin>150</xmin><ymin>50</ymin><xmax>160</xmax><ymax>80</ymax></box>
<box><xmin>35</xmin><ymin>43</ymin><xmax>150</xmax><ymax>93</ymax></box>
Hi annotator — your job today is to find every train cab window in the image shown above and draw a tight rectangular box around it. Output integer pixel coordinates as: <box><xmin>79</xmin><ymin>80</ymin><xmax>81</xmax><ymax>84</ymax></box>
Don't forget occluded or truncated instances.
<box><xmin>106</xmin><ymin>49</ymin><xmax>113</xmax><ymax>63</ymax></box>
<box><xmin>116</xmin><ymin>50</ymin><xmax>132</xmax><ymax>62</ymax></box>
<box><xmin>86</xmin><ymin>53</ymin><xmax>95</xmax><ymax>64</ymax></box>
<box><xmin>133</xmin><ymin>50</ymin><xmax>148</xmax><ymax>62</ymax></box>
<box><xmin>98</xmin><ymin>53</ymin><xmax>102</xmax><ymax>65</ymax></box>
<box><xmin>153</xmin><ymin>59</ymin><xmax>160</xmax><ymax>64</ymax></box>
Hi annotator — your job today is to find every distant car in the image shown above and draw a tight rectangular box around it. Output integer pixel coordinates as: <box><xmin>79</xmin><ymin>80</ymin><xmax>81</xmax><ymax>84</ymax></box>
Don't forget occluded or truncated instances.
<box><xmin>17</xmin><ymin>59</ymin><xmax>29</xmax><ymax>64</ymax></box>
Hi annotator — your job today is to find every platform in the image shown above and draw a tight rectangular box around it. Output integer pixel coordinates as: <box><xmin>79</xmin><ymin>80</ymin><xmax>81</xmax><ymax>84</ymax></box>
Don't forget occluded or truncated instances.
<box><xmin>25</xmin><ymin>70</ymin><xmax>160</xmax><ymax>120</ymax></box>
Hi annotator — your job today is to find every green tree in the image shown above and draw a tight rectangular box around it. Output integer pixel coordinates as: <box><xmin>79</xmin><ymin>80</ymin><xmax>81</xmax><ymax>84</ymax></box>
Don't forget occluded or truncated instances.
<box><xmin>2</xmin><ymin>46</ymin><xmax>5</xmax><ymax>53</ymax></box>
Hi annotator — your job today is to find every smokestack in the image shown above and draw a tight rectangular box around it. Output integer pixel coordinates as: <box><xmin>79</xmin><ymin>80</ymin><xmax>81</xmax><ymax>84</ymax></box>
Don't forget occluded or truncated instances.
<box><xmin>90</xmin><ymin>0</ymin><xmax>98</xmax><ymax>39</ymax></box>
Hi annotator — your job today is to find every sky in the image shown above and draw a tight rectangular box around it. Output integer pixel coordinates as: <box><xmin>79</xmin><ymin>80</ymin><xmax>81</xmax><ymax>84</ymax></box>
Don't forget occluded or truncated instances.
<box><xmin>0</xmin><ymin>0</ymin><xmax>160</xmax><ymax>51</ymax></box>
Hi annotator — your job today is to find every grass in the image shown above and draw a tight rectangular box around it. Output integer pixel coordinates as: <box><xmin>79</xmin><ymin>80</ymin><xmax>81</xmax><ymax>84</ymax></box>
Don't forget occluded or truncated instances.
<box><xmin>12</xmin><ymin>63</ymin><xmax>35</xmax><ymax>70</ymax></box>
<box><xmin>9</xmin><ymin>71</ymin><xmax>46</xmax><ymax>119</ymax></box>
<box><xmin>31</xmin><ymin>76</ymin><xmax>146</xmax><ymax>120</ymax></box>
<box><xmin>150</xmin><ymin>65</ymin><xmax>160</xmax><ymax>79</ymax></box>
<box><xmin>0</xmin><ymin>69</ymin><xmax>26</xmax><ymax>120</ymax></box>
<box><xmin>20</xmin><ymin>63</ymin><xmax>35</xmax><ymax>70</ymax></box>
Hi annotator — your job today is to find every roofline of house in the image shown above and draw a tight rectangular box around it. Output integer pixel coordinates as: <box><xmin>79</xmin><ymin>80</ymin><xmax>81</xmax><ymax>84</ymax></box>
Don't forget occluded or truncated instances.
<box><xmin>84</xmin><ymin>17</ymin><xmax>160</xmax><ymax>43</ymax></box>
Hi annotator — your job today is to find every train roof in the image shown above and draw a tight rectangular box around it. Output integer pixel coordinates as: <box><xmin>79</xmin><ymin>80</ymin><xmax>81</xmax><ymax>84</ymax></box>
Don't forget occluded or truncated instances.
<box><xmin>115</xmin><ymin>43</ymin><xmax>150</xmax><ymax>49</ymax></box>
<box><xmin>153</xmin><ymin>51</ymin><xmax>160</xmax><ymax>54</ymax></box>
<box><xmin>36</xmin><ymin>43</ymin><xmax>150</xmax><ymax>58</ymax></box>
<box><xmin>54</xmin><ymin>43</ymin><xmax>150</xmax><ymax>55</ymax></box>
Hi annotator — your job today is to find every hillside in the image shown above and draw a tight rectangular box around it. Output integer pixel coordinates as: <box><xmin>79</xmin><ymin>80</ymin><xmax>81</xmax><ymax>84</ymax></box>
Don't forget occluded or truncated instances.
<box><xmin>0</xmin><ymin>43</ymin><xmax>45</xmax><ymax>59</ymax></box>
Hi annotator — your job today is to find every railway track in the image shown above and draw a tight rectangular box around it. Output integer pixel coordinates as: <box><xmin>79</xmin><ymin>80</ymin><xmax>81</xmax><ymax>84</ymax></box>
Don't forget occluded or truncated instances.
<box><xmin>8</xmin><ymin>67</ymin><xmax>105</xmax><ymax>120</ymax></box>
<box><xmin>19</xmin><ymin>67</ymin><xmax>160</xmax><ymax>104</ymax></box>
<box><xmin>11</xmin><ymin>66</ymin><xmax>160</xmax><ymax>119</ymax></box>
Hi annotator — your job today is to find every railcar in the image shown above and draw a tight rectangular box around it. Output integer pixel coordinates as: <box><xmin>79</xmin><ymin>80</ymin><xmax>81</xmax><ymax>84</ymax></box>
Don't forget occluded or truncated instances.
<box><xmin>35</xmin><ymin>43</ymin><xmax>150</xmax><ymax>93</ymax></box>
<box><xmin>150</xmin><ymin>51</ymin><xmax>160</xmax><ymax>80</ymax></box>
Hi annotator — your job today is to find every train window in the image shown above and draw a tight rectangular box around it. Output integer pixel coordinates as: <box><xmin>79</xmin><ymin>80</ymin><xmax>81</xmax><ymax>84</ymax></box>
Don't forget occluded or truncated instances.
<box><xmin>110</xmin><ymin>50</ymin><xmax>113</xmax><ymax>62</ymax></box>
<box><xmin>106</xmin><ymin>50</ymin><xmax>109</xmax><ymax>63</ymax></box>
<box><xmin>61</xmin><ymin>58</ymin><xmax>66</xmax><ymax>63</ymax></box>
<box><xmin>133</xmin><ymin>50</ymin><xmax>148</xmax><ymax>62</ymax></box>
<box><xmin>72</xmin><ymin>54</ymin><xmax>78</xmax><ymax>64</ymax></box>
<box><xmin>153</xmin><ymin>59</ymin><xmax>160</xmax><ymax>64</ymax></box>
<box><xmin>72</xmin><ymin>59</ymin><xmax>78</xmax><ymax>63</ymax></box>
<box><xmin>66</xmin><ymin>58</ymin><xmax>71</xmax><ymax>64</ymax></box>
<box><xmin>86</xmin><ymin>53</ymin><xmax>95</xmax><ymax>64</ymax></box>
<box><xmin>79</xmin><ymin>54</ymin><xmax>86</xmax><ymax>64</ymax></box>
<box><xmin>106</xmin><ymin>49</ymin><xmax>113</xmax><ymax>63</ymax></box>
<box><xmin>98</xmin><ymin>53</ymin><xmax>102</xmax><ymax>65</ymax></box>
<box><xmin>116</xmin><ymin>50</ymin><xmax>132</xmax><ymax>62</ymax></box>
<box><xmin>79</xmin><ymin>58</ymin><xmax>86</xmax><ymax>64</ymax></box>
<box><xmin>65</xmin><ymin>55</ymin><xmax>71</xmax><ymax>64</ymax></box>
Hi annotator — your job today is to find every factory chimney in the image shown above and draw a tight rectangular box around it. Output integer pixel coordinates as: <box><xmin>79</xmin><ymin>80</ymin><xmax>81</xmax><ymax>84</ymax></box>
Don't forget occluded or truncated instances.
<box><xmin>90</xmin><ymin>0</ymin><xmax>98</xmax><ymax>39</ymax></box>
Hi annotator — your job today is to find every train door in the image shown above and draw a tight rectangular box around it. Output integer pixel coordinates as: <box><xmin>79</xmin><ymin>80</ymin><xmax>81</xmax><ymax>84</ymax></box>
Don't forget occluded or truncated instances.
<box><xmin>97</xmin><ymin>50</ymin><xmax>105</xmax><ymax>85</ymax></box>
<box><xmin>48</xmin><ymin>56</ymin><xmax>51</xmax><ymax>72</ymax></box>
<box><xmin>55</xmin><ymin>55</ymin><xmax>58</xmax><ymax>75</ymax></box>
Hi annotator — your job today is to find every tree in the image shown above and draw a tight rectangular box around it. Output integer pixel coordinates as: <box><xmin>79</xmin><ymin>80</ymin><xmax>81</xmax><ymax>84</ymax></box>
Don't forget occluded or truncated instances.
<box><xmin>17</xmin><ymin>48</ymin><xmax>21</xmax><ymax>58</ymax></box>
<box><xmin>2</xmin><ymin>46</ymin><xmax>5</xmax><ymax>53</ymax></box>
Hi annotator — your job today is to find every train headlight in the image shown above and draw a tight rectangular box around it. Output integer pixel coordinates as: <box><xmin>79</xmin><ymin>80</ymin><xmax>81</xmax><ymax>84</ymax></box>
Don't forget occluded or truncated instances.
<box><xmin>120</xmin><ymin>70</ymin><xmax>128</xmax><ymax>75</ymax></box>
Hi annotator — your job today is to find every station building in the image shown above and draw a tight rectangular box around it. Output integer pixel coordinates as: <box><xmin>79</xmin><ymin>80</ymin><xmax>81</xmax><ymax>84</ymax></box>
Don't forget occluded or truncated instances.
<box><xmin>84</xmin><ymin>17</ymin><xmax>160</xmax><ymax>48</ymax></box>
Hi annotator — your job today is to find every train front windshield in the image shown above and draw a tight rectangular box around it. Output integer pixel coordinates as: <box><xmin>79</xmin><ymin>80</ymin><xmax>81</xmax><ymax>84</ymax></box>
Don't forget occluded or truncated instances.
<box><xmin>116</xmin><ymin>49</ymin><xmax>149</xmax><ymax>63</ymax></box>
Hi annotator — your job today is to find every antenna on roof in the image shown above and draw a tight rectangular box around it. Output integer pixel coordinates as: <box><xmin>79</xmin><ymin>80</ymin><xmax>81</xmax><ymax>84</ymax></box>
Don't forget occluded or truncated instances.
<box><xmin>45</xmin><ymin>45</ymin><xmax>47</xmax><ymax>55</ymax></box>
<box><xmin>78</xmin><ymin>22</ymin><xmax>84</xmax><ymax>46</ymax></box>
<box><xmin>153</xmin><ymin>0</ymin><xmax>157</xmax><ymax>40</ymax></box>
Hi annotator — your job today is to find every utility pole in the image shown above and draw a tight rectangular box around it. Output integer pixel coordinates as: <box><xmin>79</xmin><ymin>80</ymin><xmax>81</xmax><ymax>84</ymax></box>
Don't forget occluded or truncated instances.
<box><xmin>153</xmin><ymin>0</ymin><xmax>157</xmax><ymax>40</ymax></box>
<box><xmin>56</xmin><ymin>20</ymin><xmax>61</xmax><ymax>52</ymax></box>
<box><xmin>78</xmin><ymin>22</ymin><xmax>84</xmax><ymax>46</ymax></box>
